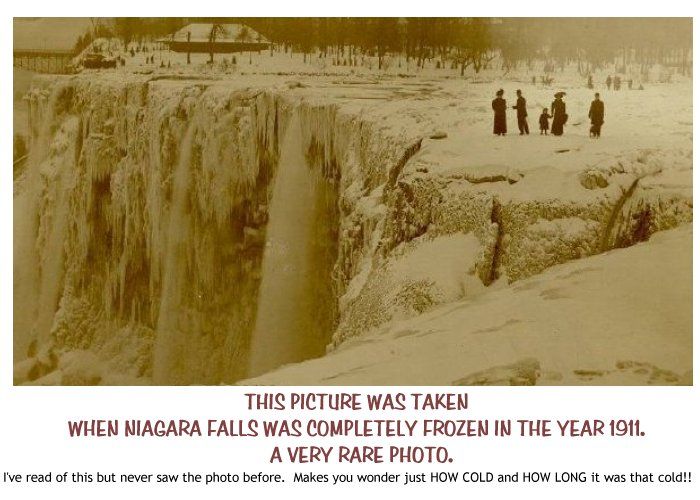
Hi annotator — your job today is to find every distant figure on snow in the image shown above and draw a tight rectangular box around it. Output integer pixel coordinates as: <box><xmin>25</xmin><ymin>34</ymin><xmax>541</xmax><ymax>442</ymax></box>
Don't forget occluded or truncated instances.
<box><xmin>605</xmin><ymin>75</ymin><xmax>612</xmax><ymax>90</ymax></box>
<box><xmin>512</xmin><ymin>89</ymin><xmax>529</xmax><ymax>135</ymax></box>
<box><xmin>613</xmin><ymin>75</ymin><xmax>621</xmax><ymax>91</ymax></box>
<box><xmin>492</xmin><ymin>89</ymin><xmax>507</xmax><ymax>136</ymax></box>
<box><xmin>587</xmin><ymin>74</ymin><xmax>594</xmax><ymax>89</ymax></box>
<box><xmin>550</xmin><ymin>92</ymin><xmax>567</xmax><ymax>136</ymax></box>
<box><xmin>539</xmin><ymin>108</ymin><xmax>552</xmax><ymax>135</ymax></box>
<box><xmin>588</xmin><ymin>93</ymin><xmax>605</xmax><ymax>138</ymax></box>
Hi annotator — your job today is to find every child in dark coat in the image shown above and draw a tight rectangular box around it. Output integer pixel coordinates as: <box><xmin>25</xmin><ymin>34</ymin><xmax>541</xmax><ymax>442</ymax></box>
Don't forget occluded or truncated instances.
<box><xmin>539</xmin><ymin>108</ymin><xmax>552</xmax><ymax>135</ymax></box>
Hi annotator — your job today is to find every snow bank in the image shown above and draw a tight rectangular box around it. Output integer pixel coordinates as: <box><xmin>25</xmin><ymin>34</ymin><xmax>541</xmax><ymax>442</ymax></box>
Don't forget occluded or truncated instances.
<box><xmin>246</xmin><ymin>225</ymin><xmax>692</xmax><ymax>386</ymax></box>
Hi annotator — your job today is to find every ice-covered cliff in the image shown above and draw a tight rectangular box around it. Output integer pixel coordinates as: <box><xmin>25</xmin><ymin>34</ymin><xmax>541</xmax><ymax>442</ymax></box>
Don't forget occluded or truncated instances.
<box><xmin>13</xmin><ymin>73</ymin><xmax>692</xmax><ymax>385</ymax></box>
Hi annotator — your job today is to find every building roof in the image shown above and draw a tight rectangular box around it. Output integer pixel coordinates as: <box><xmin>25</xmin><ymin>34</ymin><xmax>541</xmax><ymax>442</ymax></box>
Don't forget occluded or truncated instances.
<box><xmin>166</xmin><ymin>23</ymin><xmax>269</xmax><ymax>44</ymax></box>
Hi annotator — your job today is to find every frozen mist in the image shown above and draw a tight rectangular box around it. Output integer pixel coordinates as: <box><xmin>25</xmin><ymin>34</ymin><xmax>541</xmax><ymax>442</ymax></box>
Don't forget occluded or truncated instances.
<box><xmin>12</xmin><ymin>70</ymin><xmax>692</xmax><ymax>386</ymax></box>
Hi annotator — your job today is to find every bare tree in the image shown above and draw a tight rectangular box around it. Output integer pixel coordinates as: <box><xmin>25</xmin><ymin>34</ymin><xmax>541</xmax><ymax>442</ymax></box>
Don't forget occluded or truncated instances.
<box><xmin>208</xmin><ymin>24</ymin><xmax>228</xmax><ymax>64</ymax></box>
<box><xmin>235</xmin><ymin>25</ymin><xmax>254</xmax><ymax>64</ymax></box>
<box><xmin>453</xmin><ymin>18</ymin><xmax>493</xmax><ymax>76</ymax></box>
<box><xmin>115</xmin><ymin>18</ymin><xmax>142</xmax><ymax>51</ymax></box>
<box><xmin>89</xmin><ymin>18</ymin><xmax>102</xmax><ymax>39</ymax></box>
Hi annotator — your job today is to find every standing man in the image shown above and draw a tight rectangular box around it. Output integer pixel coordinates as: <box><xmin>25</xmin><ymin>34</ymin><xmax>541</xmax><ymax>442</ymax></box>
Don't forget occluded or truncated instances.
<box><xmin>492</xmin><ymin>89</ymin><xmax>507</xmax><ymax>136</ymax></box>
<box><xmin>588</xmin><ymin>92</ymin><xmax>605</xmax><ymax>138</ymax></box>
<box><xmin>512</xmin><ymin>89</ymin><xmax>529</xmax><ymax>135</ymax></box>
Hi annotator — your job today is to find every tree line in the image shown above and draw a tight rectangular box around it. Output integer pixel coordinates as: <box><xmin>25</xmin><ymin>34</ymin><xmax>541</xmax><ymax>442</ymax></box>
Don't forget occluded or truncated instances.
<box><xmin>84</xmin><ymin>18</ymin><xmax>692</xmax><ymax>75</ymax></box>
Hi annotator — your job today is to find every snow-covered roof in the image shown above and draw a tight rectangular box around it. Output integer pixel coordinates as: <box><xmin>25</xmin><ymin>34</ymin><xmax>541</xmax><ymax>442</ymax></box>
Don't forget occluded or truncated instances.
<box><xmin>167</xmin><ymin>23</ymin><xmax>269</xmax><ymax>44</ymax></box>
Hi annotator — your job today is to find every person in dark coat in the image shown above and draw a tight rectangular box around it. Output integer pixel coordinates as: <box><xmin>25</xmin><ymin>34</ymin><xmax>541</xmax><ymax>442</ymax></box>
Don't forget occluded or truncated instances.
<box><xmin>492</xmin><ymin>89</ymin><xmax>507</xmax><ymax>136</ymax></box>
<box><xmin>512</xmin><ymin>89</ymin><xmax>529</xmax><ymax>135</ymax></box>
<box><xmin>539</xmin><ymin>108</ymin><xmax>552</xmax><ymax>135</ymax></box>
<box><xmin>613</xmin><ymin>75</ymin><xmax>621</xmax><ymax>91</ymax></box>
<box><xmin>588</xmin><ymin>92</ymin><xmax>605</xmax><ymax>138</ymax></box>
<box><xmin>550</xmin><ymin>92</ymin><xmax>567</xmax><ymax>136</ymax></box>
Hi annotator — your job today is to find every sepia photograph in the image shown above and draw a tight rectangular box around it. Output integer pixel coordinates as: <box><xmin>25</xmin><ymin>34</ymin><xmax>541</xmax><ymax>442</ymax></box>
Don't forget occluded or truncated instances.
<box><xmin>12</xmin><ymin>17</ymin><xmax>692</xmax><ymax>386</ymax></box>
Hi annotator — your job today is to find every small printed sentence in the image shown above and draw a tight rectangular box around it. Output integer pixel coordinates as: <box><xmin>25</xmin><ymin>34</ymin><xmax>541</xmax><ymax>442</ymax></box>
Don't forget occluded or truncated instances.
<box><xmin>1</xmin><ymin>471</ymin><xmax>693</xmax><ymax>486</ymax></box>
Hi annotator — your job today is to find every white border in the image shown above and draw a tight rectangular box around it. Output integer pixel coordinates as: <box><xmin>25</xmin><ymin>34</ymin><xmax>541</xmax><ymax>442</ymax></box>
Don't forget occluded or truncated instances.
<box><xmin>1</xmin><ymin>4</ymin><xmax>698</xmax><ymax>499</ymax></box>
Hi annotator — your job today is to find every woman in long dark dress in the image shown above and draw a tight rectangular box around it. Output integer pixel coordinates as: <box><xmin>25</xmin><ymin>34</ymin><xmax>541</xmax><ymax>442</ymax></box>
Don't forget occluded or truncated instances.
<box><xmin>550</xmin><ymin>91</ymin><xmax>567</xmax><ymax>136</ymax></box>
<box><xmin>492</xmin><ymin>89</ymin><xmax>507</xmax><ymax>135</ymax></box>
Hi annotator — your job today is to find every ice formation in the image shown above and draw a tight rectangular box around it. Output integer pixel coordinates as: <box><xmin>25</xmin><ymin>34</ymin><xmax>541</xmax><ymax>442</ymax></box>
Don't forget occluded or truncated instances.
<box><xmin>13</xmin><ymin>73</ymin><xmax>692</xmax><ymax>385</ymax></box>
<box><xmin>249</xmin><ymin>111</ymin><xmax>338</xmax><ymax>377</ymax></box>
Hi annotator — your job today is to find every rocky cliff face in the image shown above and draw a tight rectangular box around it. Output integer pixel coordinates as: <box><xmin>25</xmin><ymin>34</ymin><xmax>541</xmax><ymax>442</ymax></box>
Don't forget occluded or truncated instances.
<box><xmin>13</xmin><ymin>74</ymin><xmax>692</xmax><ymax>385</ymax></box>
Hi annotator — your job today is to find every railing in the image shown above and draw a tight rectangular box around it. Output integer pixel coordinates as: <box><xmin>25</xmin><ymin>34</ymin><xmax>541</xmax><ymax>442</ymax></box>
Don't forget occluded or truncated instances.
<box><xmin>13</xmin><ymin>50</ymin><xmax>77</xmax><ymax>74</ymax></box>
<box><xmin>13</xmin><ymin>49</ymin><xmax>77</xmax><ymax>57</ymax></box>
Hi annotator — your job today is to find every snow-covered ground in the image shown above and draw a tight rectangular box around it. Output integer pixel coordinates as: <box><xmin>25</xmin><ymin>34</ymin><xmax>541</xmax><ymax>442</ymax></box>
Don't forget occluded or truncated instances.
<box><xmin>75</xmin><ymin>41</ymin><xmax>693</xmax><ymax>187</ymax></box>
<box><xmin>245</xmin><ymin>225</ymin><xmax>692</xmax><ymax>386</ymax></box>
<box><xmin>13</xmin><ymin>55</ymin><xmax>692</xmax><ymax>385</ymax></box>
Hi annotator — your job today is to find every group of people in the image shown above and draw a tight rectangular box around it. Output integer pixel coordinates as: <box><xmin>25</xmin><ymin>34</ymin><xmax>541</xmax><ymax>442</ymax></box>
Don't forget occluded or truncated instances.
<box><xmin>595</xmin><ymin>74</ymin><xmax>644</xmax><ymax>91</ymax></box>
<box><xmin>604</xmin><ymin>74</ymin><xmax>640</xmax><ymax>91</ymax></box>
<box><xmin>491</xmin><ymin>89</ymin><xmax>605</xmax><ymax>138</ymax></box>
